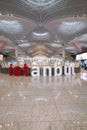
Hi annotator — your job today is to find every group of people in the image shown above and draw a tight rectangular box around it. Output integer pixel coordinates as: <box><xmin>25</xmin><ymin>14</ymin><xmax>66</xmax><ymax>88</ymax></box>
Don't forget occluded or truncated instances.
<box><xmin>80</xmin><ymin>60</ymin><xmax>87</xmax><ymax>70</ymax></box>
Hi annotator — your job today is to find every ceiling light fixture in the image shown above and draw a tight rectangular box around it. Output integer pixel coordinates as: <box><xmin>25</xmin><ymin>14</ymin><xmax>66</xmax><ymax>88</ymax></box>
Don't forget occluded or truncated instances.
<box><xmin>0</xmin><ymin>20</ymin><xmax>23</xmax><ymax>34</ymax></box>
<box><xmin>58</xmin><ymin>21</ymin><xmax>87</xmax><ymax>35</ymax></box>
<box><xmin>51</xmin><ymin>43</ymin><xmax>62</xmax><ymax>48</ymax></box>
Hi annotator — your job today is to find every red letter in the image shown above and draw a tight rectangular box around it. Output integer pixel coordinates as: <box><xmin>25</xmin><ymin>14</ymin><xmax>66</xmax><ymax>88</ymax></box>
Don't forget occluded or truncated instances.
<box><xmin>9</xmin><ymin>64</ymin><xmax>13</xmax><ymax>76</ymax></box>
<box><xmin>14</xmin><ymin>66</ymin><xmax>21</xmax><ymax>76</ymax></box>
<box><xmin>24</xmin><ymin>64</ymin><xmax>29</xmax><ymax>76</ymax></box>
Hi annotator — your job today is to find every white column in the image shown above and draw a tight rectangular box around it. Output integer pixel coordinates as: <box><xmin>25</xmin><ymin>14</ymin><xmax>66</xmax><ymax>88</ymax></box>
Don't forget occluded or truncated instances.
<box><xmin>62</xmin><ymin>44</ymin><xmax>65</xmax><ymax>64</ymax></box>
<box><xmin>15</xmin><ymin>45</ymin><xmax>18</xmax><ymax>64</ymax></box>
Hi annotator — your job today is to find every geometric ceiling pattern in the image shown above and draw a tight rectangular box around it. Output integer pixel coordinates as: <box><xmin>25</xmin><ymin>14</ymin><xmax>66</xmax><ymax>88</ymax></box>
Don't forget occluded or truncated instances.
<box><xmin>21</xmin><ymin>0</ymin><xmax>61</xmax><ymax>10</ymax></box>
<box><xmin>27</xmin><ymin>26</ymin><xmax>54</xmax><ymax>43</ymax></box>
<box><xmin>0</xmin><ymin>0</ymin><xmax>87</xmax><ymax>57</ymax></box>
<box><xmin>0</xmin><ymin>0</ymin><xmax>87</xmax><ymax>23</ymax></box>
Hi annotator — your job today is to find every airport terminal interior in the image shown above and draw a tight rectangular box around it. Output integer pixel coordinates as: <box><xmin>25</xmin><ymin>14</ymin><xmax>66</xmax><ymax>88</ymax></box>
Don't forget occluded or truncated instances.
<box><xmin>0</xmin><ymin>0</ymin><xmax>87</xmax><ymax>129</ymax></box>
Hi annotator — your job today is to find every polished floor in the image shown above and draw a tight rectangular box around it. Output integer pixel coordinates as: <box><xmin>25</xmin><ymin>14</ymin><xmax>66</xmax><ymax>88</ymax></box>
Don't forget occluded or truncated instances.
<box><xmin>0</xmin><ymin>72</ymin><xmax>87</xmax><ymax>130</ymax></box>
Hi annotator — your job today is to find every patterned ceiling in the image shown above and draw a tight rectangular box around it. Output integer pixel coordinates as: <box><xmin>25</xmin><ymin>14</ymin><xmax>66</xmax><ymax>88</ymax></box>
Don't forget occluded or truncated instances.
<box><xmin>21</xmin><ymin>0</ymin><xmax>60</xmax><ymax>10</ymax></box>
<box><xmin>0</xmin><ymin>0</ymin><xmax>87</xmax><ymax>57</ymax></box>
<box><xmin>0</xmin><ymin>0</ymin><xmax>87</xmax><ymax>23</ymax></box>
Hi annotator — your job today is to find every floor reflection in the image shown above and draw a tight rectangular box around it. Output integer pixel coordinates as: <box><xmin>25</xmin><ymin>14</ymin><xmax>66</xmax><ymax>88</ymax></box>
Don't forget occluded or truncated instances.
<box><xmin>80</xmin><ymin>71</ymin><xmax>87</xmax><ymax>81</ymax></box>
<box><xmin>0</xmin><ymin>73</ymin><xmax>87</xmax><ymax>130</ymax></box>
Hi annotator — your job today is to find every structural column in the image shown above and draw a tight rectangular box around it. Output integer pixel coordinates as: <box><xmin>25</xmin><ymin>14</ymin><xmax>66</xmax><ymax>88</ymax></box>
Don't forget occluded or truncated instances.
<box><xmin>62</xmin><ymin>44</ymin><xmax>65</xmax><ymax>64</ymax></box>
<box><xmin>15</xmin><ymin>45</ymin><xmax>18</xmax><ymax>64</ymax></box>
